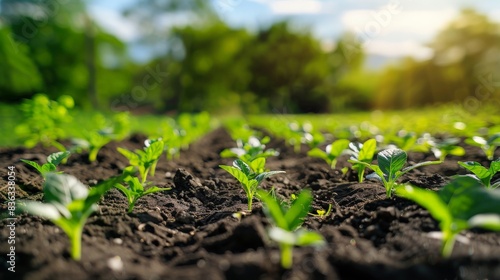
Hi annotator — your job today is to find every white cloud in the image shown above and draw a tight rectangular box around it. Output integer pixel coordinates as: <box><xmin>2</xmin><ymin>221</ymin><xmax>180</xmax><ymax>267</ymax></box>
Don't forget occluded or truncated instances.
<box><xmin>341</xmin><ymin>8</ymin><xmax>459</xmax><ymax>59</ymax></box>
<box><xmin>365</xmin><ymin>40</ymin><xmax>433</xmax><ymax>59</ymax></box>
<box><xmin>342</xmin><ymin>9</ymin><xmax>457</xmax><ymax>38</ymax></box>
<box><xmin>252</xmin><ymin>0</ymin><xmax>335</xmax><ymax>15</ymax></box>
<box><xmin>88</xmin><ymin>6</ymin><xmax>140</xmax><ymax>42</ymax></box>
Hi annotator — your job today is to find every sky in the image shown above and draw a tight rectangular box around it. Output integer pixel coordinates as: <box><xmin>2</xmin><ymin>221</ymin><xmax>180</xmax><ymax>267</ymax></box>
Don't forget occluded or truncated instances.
<box><xmin>87</xmin><ymin>0</ymin><xmax>500</xmax><ymax>64</ymax></box>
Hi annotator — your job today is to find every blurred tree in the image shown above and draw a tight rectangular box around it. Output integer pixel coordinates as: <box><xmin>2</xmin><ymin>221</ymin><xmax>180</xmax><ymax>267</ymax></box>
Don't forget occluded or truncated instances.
<box><xmin>0</xmin><ymin>27</ymin><xmax>42</xmax><ymax>97</ymax></box>
<box><xmin>160</xmin><ymin>21</ymin><xmax>253</xmax><ymax>114</ymax></box>
<box><xmin>249</xmin><ymin>22</ymin><xmax>331</xmax><ymax>113</ymax></box>
<box><xmin>374</xmin><ymin>8</ymin><xmax>500</xmax><ymax>110</ymax></box>
<box><xmin>1</xmin><ymin>0</ymin><xmax>132</xmax><ymax>108</ymax></box>
<box><xmin>325</xmin><ymin>32</ymin><xmax>367</xmax><ymax>111</ymax></box>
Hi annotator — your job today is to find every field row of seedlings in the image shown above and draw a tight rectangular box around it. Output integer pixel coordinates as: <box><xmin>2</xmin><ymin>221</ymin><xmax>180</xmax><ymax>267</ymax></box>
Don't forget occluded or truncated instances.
<box><xmin>1</xmin><ymin>96</ymin><xmax>500</xmax><ymax>279</ymax></box>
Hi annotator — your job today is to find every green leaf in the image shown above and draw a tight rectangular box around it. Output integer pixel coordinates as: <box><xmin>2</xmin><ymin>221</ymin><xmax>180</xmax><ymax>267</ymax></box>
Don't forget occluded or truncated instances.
<box><xmin>444</xmin><ymin>180</ymin><xmax>500</xmax><ymax>221</ymax></box>
<box><xmin>250</xmin><ymin>157</ymin><xmax>266</xmax><ymax>173</ymax></box>
<box><xmin>44</xmin><ymin>173</ymin><xmax>89</xmax><ymax>207</ymax></box>
<box><xmin>41</xmin><ymin>163</ymin><xmax>57</xmax><ymax>173</ymax></box>
<box><xmin>257</xmin><ymin>189</ymin><xmax>288</xmax><ymax>229</ymax></box>
<box><xmin>20</xmin><ymin>159</ymin><xmax>43</xmax><ymax>174</ymax></box>
<box><xmin>490</xmin><ymin>158</ymin><xmax>500</xmax><ymax>174</ymax></box>
<box><xmin>220</xmin><ymin>148</ymin><xmax>238</xmax><ymax>158</ymax></box>
<box><xmin>378</xmin><ymin>149</ymin><xmax>407</xmax><ymax>180</ymax></box>
<box><xmin>47</xmin><ymin>151</ymin><xmax>71</xmax><ymax>166</ymax></box>
<box><xmin>284</xmin><ymin>190</ymin><xmax>313</xmax><ymax>231</ymax></box>
<box><xmin>358</xmin><ymin>139</ymin><xmax>377</xmax><ymax>163</ymax></box>
<box><xmin>468</xmin><ymin>214</ymin><xmax>500</xmax><ymax>231</ymax></box>
<box><xmin>268</xmin><ymin>227</ymin><xmax>296</xmax><ymax>245</ymax></box>
<box><xmin>255</xmin><ymin>171</ymin><xmax>286</xmax><ymax>184</ymax></box>
<box><xmin>438</xmin><ymin>175</ymin><xmax>480</xmax><ymax>205</ymax></box>
<box><xmin>295</xmin><ymin>229</ymin><xmax>326</xmax><ymax>247</ymax></box>
<box><xmin>307</xmin><ymin>148</ymin><xmax>328</xmax><ymax>162</ymax></box>
<box><xmin>145</xmin><ymin>140</ymin><xmax>164</xmax><ymax>160</ymax></box>
<box><xmin>127</xmin><ymin>176</ymin><xmax>145</xmax><ymax>193</ymax></box>
<box><xmin>233</xmin><ymin>159</ymin><xmax>252</xmax><ymax>176</ymax></box>
<box><xmin>458</xmin><ymin>161</ymin><xmax>490</xmax><ymax>181</ymax></box>
<box><xmin>447</xmin><ymin>146</ymin><xmax>465</xmax><ymax>157</ymax></box>
<box><xmin>20</xmin><ymin>201</ymin><xmax>61</xmax><ymax>220</ymax></box>
<box><xmin>117</xmin><ymin>147</ymin><xmax>140</xmax><ymax>166</ymax></box>
<box><xmin>220</xmin><ymin>165</ymin><xmax>249</xmax><ymax>187</ymax></box>
<box><xmin>488</xmin><ymin>133</ymin><xmax>500</xmax><ymax>145</ymax></box>
<box><xmin>328</xmin><ymin>139</ymin><xmax>350</xmax><ymax>157</ymax></box>
<box><xmin>142</xmin><ymin>186</ymin><xmax>172</xmax><ymax>196</ymax></box>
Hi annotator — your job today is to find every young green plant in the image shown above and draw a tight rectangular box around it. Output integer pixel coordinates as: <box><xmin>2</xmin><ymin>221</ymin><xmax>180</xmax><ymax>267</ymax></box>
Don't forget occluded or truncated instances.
<box><xmin>220</xmin><ymin>136</ymin><xmax>279</xmax><ymax>170</ymax></box>
<box><xmin>72</xmin><ymin>112</ymin><xmax>131</xmax><ymax>162</ymax></box>
<box><xmin>420</xmin><ymin>134</ymin><xmax>465</xmax><ymax>161</ymax></box>
<box><xmin>395</xmin><ymin>176</ymin><xmax>500</xmax><ymax>257</ymax></box>
<box><xmin>114</xmin><ymin>174</ymin><xmax>171</xmax><ymax>213</ymax></box>
<box><xmin>19</xmin><ymin>173</ymin><xmax>122</xmax><ymax>260</ymax></box>
<box><xmin>20</xmin><ymin>151</ymin><xmax>71</xmax><ymax>178</ymax></box>
<box><xmin>465</xmin><ymin>133</ymin><xmax>500</xmax><ymax>160</ymax></box>
<box><xmin>117</xmin><ymin>138</ymin><xmax>164</xmax><ymax>184</ymax></box>
<box><xmin>257</xmin><ymin>189</ymin><xmax>325</xmax><ymax>269</ymax></box>
<box><xmin>349</xmin><ymin>148</ymin><xmax>442</xmax><ymax>197</ymax></box>
<box><xmin>349</xmin><ymin>139</ymin><xmax>377</xmax><ymax>182</ymax></box>
<box><xmin>458</xmin><ymin>158</ymin><xmax>500</xmax><ymax>189</ymax></box>
<box><xmin>308</xmin><ymin>139</ymin><xmax>350</xmax><ymax>169</ymax></box>
<box><xmin>15</xmin><ymin>94</ymin><xmax>74</xmax><ymax>152</ymax></box>
<box><xmin>219</xmin><ymin>159</ymin><xmax>285</xmax><ymax>211</ymax></box>
<box><xmin>309</xmin><ymin>203</ymin><xmax>332</xmax><ymax>219</ymax></box>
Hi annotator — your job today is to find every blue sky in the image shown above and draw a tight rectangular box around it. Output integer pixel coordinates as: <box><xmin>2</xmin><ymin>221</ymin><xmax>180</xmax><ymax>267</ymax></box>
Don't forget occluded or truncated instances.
<box><xmin>88</xmin><ymin>0</ymin><xmax>500</xmax><ymax>62</ymax></box>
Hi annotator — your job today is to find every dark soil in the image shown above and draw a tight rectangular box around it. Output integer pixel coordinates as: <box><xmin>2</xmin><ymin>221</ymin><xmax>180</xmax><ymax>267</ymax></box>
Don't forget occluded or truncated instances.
<box><xmin>1</xmin><ymin>128</ymin><xmax>500</xmax><ymax>280</ymax></box>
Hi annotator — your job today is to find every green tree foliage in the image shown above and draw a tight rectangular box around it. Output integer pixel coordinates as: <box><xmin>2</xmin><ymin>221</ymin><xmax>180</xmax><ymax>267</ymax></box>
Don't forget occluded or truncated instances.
<box><xmin>0</xmin><ymin>27</ymin><xmax>42</xmax><ymax>96</ymax></box>
<box><xmin>375</xmin><ymin>9</ymin><xmax>500</xmax><ymax>110</ymax></box>
<box><xmin>158</xmin><ymin>21</ymin><xmax>253</xmax><ymax>114</ymax></box>
<box><xmin>1</xmin><ymin>0</ymin><xmax>132</xmax><ymax>108</ymax></box>
<box><xmin>249</xmin><ymin>22</ymin><xmax>331</xmax><ymax>113</ymax></box>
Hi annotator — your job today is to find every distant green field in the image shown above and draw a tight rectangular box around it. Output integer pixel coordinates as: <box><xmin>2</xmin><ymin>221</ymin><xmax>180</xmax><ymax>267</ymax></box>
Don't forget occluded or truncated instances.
<box><xmin>1</xmin><ymin>102</ymin><xmax>499</xmax><ymax>148</ymax></box>
<box><xmin>248</xmin><ymin>105</ymin><xmax>500</xmax><ymax>138</ymax></box>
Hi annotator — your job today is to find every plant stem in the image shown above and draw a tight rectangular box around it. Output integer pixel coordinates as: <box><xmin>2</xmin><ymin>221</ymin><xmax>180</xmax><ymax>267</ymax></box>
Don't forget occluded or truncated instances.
<box><xmin>247</xmin><ymin>196</ymin><xmax>253</xmax><ymax>212</ymax></box>
<box><xmin>358</xmin><ymin>168</ymin><xmax>365</xmax><ymax>183</ymax></box>
<box><xmin>441</xmin><ymin>232</ymin><xmax>456</xmax><ymax>258</ymax></box>
<box><xmin>69</xmin><ymin>226</ymin><xmax>83</xmax><ymax>261</ymax></box>
<box><xmin>88</xmin><ymin>148</ymin><xmax>98</xmax><ymax>162</ymax></box>
<box><xmin>280</xmin><ymin>243</ymin><xmax>293</xmax><ymax>269</ymax></box>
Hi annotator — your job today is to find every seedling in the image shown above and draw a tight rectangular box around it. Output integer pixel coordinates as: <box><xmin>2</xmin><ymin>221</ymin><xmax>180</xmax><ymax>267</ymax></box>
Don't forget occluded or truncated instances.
<box><xmin>349</xmin><ymin>148</ymin><xmax>441</xmax><ymax>197</ymax></box>
<box><xmin>308</xmin><ymin>139</ymin><xmax>350</xmax><ymax>169</ymax></box>
<box><xmin>15</xmin><ymin>94</ymin><xmax>74</xmax><ymax>151</ymax></box>
<box><xmin>224</xmin><ymin>119</ymin><xmax>260</xmax><ymax>143</ymax></box>
<box><xmin>117</xmin><ymin>139</ymin><xmax>164</xmax><ymax>184</ymax></box>
<box><xmin>220</xmin><ymin>136</ymin><xmax>279</xmax><ymax>168</ymax></box>
<box><xmin>429</xmin><ymin>137</ymin><xmax>465</xmax><ymax>161</ymax></box>
<box><xmin>395</xmin><ymin>176</ymin><xmax>500</xmax><ymax>257</ymax></box>
<box><xmin>257</xmin><ymin>189</ymin><xmax>325</xmax><ymax>269</ymax></box>
<box><xmin>349</xmin><ymin>139</ymin><xmax>377</xmax><ymax>182</ymax></box>
<box><xmin>19</xmin><ymin>173</ymin><xmax>122</xmax><ymax>260</ymax></box>
<box><xmin>114</xmin><ymin>175</ymin><xmax>171</xmax><ymax>213</ymax></box>
<box><xmin>385</xmin><ymin>131</ymin><xmax>419</xmax><ymax>152</ymax></box>
<box><xmin>219</xmin><ymin>159</ymin><xmax>285</xmax><ymax>211</ymax></box>
<box><xmin>21</xmin><ymin>151</ymin><xmax>71</xmax><ymax>178</ymax></box>
<box><xmin>465</xmin><ymin>133</ymin><xmax>500</xmax><ymax>160</ymax></box>
<box><xmin>73</xmin><ymin>112</ymin><xmax>131</xmax><ymax>162</ymax></box>
<box><xmin>286</xmin><ymin>122</ymin><xmax>323</xmax><ymax>152</ymax></box>
<box><xmin>309</xmin><ymin>204</ymin><xmax>333</xmax><ymax>219</ymax></box>
<box><xmin>458</xmin><ymin>158</ymin><xmax>500</xmax><ymax>189</ymax></box>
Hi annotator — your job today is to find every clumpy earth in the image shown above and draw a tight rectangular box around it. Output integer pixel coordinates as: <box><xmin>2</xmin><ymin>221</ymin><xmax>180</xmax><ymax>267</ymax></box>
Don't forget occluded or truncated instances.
<box><xmin>1</xmin><ymin>128</ymin><xmax>499</xmax><ymax>280</ymax></box>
